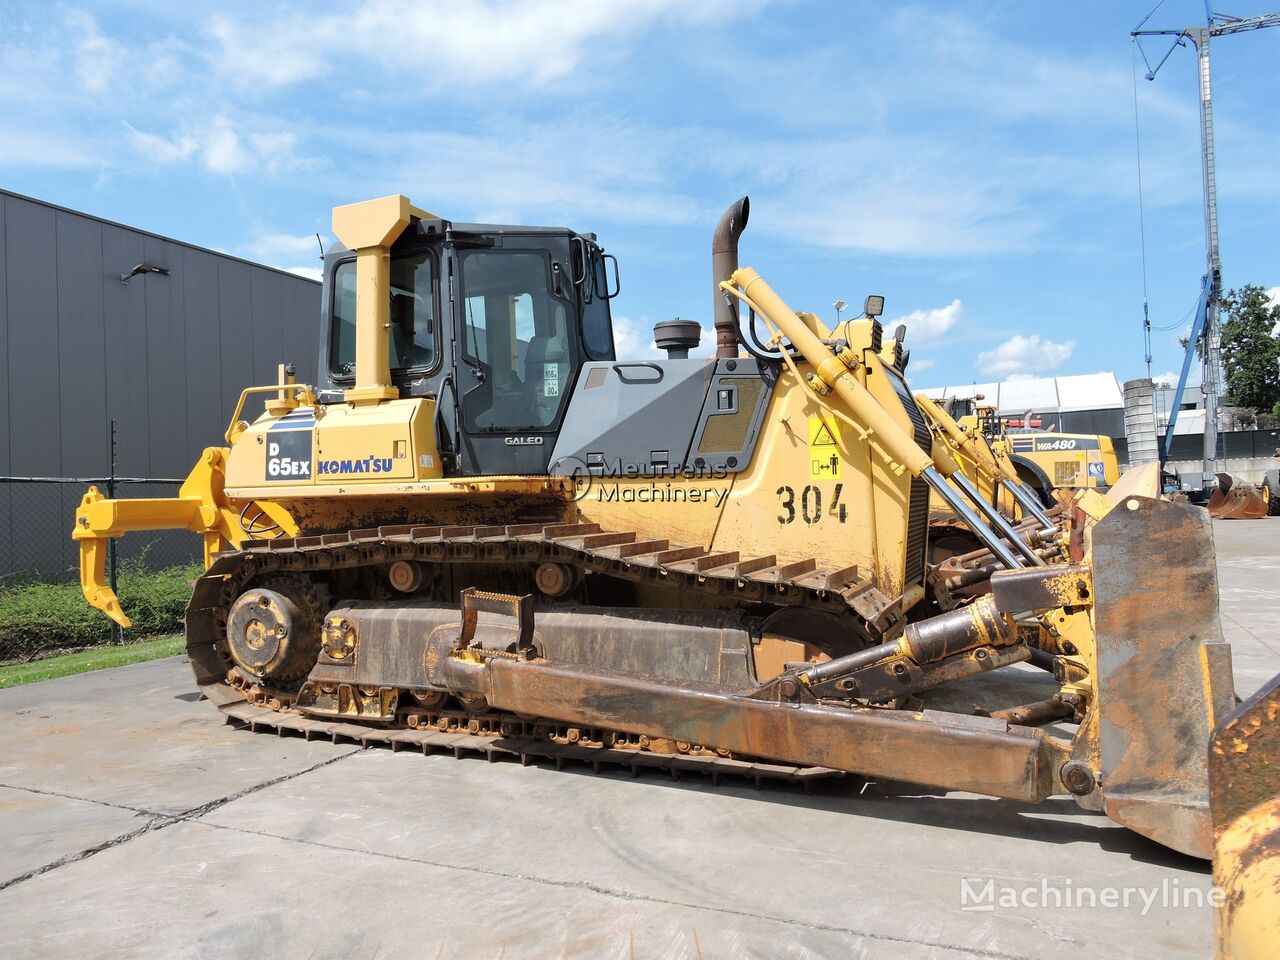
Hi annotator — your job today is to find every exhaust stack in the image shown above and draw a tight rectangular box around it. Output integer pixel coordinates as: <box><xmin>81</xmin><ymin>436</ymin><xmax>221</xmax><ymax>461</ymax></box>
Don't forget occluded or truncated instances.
<box><xmin>712</xmin><ymin>197</ymin><xmax>750</xmax><ymax>358</ymax></box>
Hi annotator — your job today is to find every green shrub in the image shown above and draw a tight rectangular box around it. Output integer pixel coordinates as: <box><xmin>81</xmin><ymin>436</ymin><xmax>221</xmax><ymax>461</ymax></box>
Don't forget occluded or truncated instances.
<box><xmin>0</xmin><ymin>562</ymin><xmax>202</xmax><ymax>662</ymax></box>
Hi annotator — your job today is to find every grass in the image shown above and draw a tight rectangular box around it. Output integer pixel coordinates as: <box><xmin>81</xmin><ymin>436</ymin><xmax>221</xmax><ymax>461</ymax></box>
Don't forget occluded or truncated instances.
<box><xmin>0</xmin><ymin>562</ymin><xmax>201</xmax><ymax>662</ymax></box>
<box><xmin>0</xmin><ymin>634</ymin><xmax>185</xmax><ymax>689</ymax></box>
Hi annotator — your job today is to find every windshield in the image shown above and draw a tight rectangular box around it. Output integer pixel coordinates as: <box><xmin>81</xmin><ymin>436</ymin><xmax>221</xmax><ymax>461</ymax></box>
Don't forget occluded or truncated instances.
<box><xmin>330</xmin><ymin>252</ymin><xmax>437</xmax><ymax>378</ymax></box>
<box><xmin>459</xmin><ymin>249</ymin><xmax>572</xmax><ymax>431</ymax></box>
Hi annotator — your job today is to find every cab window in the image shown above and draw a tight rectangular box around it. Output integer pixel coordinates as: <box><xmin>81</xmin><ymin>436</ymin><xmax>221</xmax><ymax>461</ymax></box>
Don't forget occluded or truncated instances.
<box><xmin>580</xmin><ymin>254</ymin><xmax>615</xmax><ymax>360</ymax></box>
<box><xmin>330</xmin><ymin>252</ymin><xmax>437</xmax><ymax>378</ymax></box>
<box><xmin>459</xmin><ymin>250</ymin><xmax>573</xmax><ymax>431</ymax></box>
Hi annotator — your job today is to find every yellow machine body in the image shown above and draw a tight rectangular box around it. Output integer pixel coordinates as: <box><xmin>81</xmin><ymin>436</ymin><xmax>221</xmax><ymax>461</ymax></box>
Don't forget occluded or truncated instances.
<box><xmin>1000</xmin><ymin>429</ymin><xmax>1120</xmax><ymax>492</ymax></box>
<box><xmin>69</xmin><ymin>193</ymin><xmax>1266</xmax><ymax>879</ymax></box>
<box><xmin>575</xmin><ymin>335</ymin><xmax>925</xmax><ymax>605</ymax></box>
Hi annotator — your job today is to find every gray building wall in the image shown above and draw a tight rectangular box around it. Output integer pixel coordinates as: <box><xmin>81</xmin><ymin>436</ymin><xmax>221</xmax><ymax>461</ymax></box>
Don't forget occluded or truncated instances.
<box><xmin>1</xmin><ymin>190</ymin><xmax>321</xmax><ymax>579</ymax></box>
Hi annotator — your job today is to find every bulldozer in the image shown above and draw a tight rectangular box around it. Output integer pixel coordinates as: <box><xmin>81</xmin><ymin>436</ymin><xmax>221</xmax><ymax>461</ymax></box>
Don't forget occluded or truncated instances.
<box><xmin>73</xmin><ymin>194</ymin><xmax>1263</xmax><ymax>879</ymax></box>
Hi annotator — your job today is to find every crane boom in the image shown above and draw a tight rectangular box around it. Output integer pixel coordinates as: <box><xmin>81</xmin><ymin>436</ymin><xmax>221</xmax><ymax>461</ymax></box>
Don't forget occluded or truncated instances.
<box><xmin>1132</xmin><ymin>8</ymin><xmax>1279</xmax><ymax>485</ymax></box>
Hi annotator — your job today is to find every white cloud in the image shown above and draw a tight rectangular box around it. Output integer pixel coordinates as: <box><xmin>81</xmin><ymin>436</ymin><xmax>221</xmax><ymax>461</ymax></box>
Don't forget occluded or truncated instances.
<box><xmin>610</xmin><ymin>315</ymin><xmax>663</xmax><ymax>360</ymax></box>
<box><xmin>246</xmin><ymin>232</ymin><xmax>327</xmax><ymax>263</ymax></box>
<box><xmin>976</xmin><ymin>334</ymin><xmax>1075</xmax><ymax>378</ymax></box>
<box><xmin>714</xmin><ymin>132</ymin><xmax>1044</xmax><ymax>256</ymax></box>
<box><xmin>241</xmin><ymin>234</ymin><xmax>326</xmax><ymax>277</ymax></box>
<box><xmin>207</xmin><ymin>1</ymin><xmax>762</xmax><ymax>90</ymax></box>
<box><xmin>68</xmin><ymin>11</ymin><xmax>125</xmax><ymax>95</ymax></box>
<box><xmin>124</xmin><ymin>115</ymin><xmax>305</xmax><ymax>174</ymax></box>
<box><xmin>0</xmin><ymin>128</ymin><xmax>98</xmax><ymax>168</ymax></box>
<box><xmin>202</xmin><ymin>116</ymin><xmax>251</xmax><ymax>173</ymax></box>
<box><xmin>124</xmin><ymin>122</ymin><xmax>197</xmax><ymax>165</ymax></box>
<box><xmin>889</xmin><ymin>299</ymin><xmax>963</xmax><ymax>342</ymax></box>
<box><xmin>1152</xmin><ymin>370</ymin><xmax>1179</xmax><ymax>387</ymax></box>
<box><xmin>610</xmin><ymin>315</ymin><xmax>713</xmax><ymax>360</ymax></box>
<box><xmin>371</xmin><ymin>118</ymin><xmax>709</xmax><ymax>228</ymax></box>
<box><xmin>908</xmin><ymin>357</ymin><xmax>937</xmax><ymax>372</ymax></box>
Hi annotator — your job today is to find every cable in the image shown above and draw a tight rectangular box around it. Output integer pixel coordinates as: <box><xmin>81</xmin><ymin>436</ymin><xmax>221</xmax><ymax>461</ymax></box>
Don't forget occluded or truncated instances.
<box><xmin>1133</xmin><ymin>0</ymin><xmax>1169</xmax><ymax>35</ymax></box>
<box><xmin>1150</xmin><ymin>293</ymin><xmax>1201</xmax><ymax>332</ymax></box>
<box><xmin>737</xmin><ymin>304</ymin><xmax>803</xmax><ymax>363</ymax></box>
<box><xmin>1131</xmin><ymin>39</ymin><xmax>1154</xmax><ymax>377</ymax></box>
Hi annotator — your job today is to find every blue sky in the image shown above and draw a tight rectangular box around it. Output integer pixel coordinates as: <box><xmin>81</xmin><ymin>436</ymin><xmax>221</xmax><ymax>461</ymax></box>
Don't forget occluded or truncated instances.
<box><xmin>2</xmin><ymin>1</ymin><xmax>1276</xmax><ymax>388</ymax></box>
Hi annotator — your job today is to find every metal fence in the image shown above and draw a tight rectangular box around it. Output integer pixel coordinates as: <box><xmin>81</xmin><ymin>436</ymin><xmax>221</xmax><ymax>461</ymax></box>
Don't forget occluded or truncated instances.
<box><xmin>0</xmin><ymin>477</ymin><xmax>199</xmax><ymax>585</ymax></box>
<box><xmin>1167</xmin><ymin>428</ymin><xmax>1280</xmax><ymax>463</ymax></box>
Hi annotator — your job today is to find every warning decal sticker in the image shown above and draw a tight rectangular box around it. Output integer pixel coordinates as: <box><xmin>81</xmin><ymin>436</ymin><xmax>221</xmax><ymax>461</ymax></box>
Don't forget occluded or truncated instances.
<box><xmin>808</xmin><ymin>415</ymin><xmax>842</xmax><ymax>480</ymax></box>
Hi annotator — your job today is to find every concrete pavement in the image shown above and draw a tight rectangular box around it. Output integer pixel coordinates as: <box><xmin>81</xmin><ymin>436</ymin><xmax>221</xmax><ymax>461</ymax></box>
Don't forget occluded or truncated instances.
<box><xmin>0</xmin><ymin>518</ymin><xmax>1275</xmax><ymax>959</ymax></box>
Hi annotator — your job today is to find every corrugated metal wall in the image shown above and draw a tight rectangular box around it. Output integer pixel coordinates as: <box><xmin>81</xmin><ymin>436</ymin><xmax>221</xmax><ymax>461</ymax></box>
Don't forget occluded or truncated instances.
<box><xmin>0</xmin><ymin>190</ymin><xmax>321</xmax><ymax>579</ymax></box>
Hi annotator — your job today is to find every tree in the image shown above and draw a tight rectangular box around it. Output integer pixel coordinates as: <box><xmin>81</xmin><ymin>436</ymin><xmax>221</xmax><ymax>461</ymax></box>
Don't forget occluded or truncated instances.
<box><xmin>1218</xmin><ymin>285</ymin><xmax>1280</xmax><ymax>414</ymax></box>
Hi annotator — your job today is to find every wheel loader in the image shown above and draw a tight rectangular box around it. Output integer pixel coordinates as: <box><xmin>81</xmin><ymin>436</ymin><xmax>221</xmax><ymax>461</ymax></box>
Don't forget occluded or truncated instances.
<box><xmin>72</xmin><ymin>196</ymin><xmax>1275</xmax><ymax>927</ymax></box>
<box><xmin>933</xmin><ymin>396</ymin><xmax>1121</xmax><ymax>501</ymax></box>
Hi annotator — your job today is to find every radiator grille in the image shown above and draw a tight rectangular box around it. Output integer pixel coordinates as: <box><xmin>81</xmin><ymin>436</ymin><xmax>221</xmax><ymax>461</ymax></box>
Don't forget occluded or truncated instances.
<box><xmin>884</xmin><ymin>367</ymin><xmax>931</xmax><ymax>588</ymax></box>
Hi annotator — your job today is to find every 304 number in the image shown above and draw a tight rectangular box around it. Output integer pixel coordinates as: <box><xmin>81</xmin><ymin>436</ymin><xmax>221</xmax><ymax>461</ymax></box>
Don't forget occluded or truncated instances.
<box><xmin>776</xmin><ymin>484</ymin><xmax>847</xmax><ymax>525</ymax></box>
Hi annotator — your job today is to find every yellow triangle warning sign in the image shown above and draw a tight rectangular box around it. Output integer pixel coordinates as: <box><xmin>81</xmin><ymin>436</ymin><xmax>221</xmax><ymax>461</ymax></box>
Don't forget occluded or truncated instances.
<box><xmin>809</xmin><ymin>417</ymin><xmax>839</xmax><ymax>447</ymax></box>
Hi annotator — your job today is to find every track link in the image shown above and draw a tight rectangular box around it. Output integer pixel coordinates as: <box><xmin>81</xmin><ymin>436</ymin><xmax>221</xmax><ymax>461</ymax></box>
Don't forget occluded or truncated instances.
<box><xmin>217</xmin><ymin>697</ymin><xmax>842</xmax><ymax>790</ymax></box>
<box><xmin>187</xmin><ymin>521</ymin><xmax>893</xmax><ymax>789</ymax></box>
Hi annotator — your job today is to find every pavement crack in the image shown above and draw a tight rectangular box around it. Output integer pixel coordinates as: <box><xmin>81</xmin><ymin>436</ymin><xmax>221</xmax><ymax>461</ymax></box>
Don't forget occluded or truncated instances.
<box><xmin>168</xmin><ymin>747</ymin><xmax>361</xmax><ymax>825</ymax></box>
<box><xmin>0</xmin><ymin>815</ymin><xmax>168</xmax><ymax>893</ymax></box>
<box><xmin>0</xmin><ymin>748</ymin><xmax>361</xmax><ymax>894</ymax></box>
<box><xmin>1222</xmin><ymin>611</ymin><xmax>1280</xmax><ymax>656</ymax></box>
<box><xmin>199</xmin><ymin>821</ymin><xmax>1026</xmax><ymax>960</ymax></box>
<box><xmin>0</xmin><ymin>782</ymin><xmax>160</xmax><ymax>817</ymax></box>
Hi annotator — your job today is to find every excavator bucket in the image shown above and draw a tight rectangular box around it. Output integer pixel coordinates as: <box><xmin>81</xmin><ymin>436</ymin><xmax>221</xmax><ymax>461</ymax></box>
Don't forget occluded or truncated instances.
<box><xmin>1208</xmin><ymin>473</ymin><xmax>1269</xmax><ymax>520</ymax></box>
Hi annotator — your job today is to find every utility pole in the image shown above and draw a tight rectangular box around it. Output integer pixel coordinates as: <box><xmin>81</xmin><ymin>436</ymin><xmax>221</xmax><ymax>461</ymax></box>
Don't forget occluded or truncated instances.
<box><xmin>1132</xmin><ymin>7</ymin><xmax>1279</xmax><ymax>489</ymax></box>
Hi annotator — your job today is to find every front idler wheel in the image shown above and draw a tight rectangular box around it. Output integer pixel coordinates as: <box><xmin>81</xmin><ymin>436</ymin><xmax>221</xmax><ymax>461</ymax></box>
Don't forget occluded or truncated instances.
<box><xmin>225</xmin><ymin>583</ymin><xmax>322</xmax><ymax>687</ymax></box>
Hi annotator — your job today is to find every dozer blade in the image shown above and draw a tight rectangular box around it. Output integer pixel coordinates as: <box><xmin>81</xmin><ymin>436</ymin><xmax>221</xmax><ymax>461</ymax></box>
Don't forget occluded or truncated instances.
<box><xmin>1091</xmin><ymin>495</ymin><xmax>1237</xmax><ymax>858</ymax></box>
<box><xmin>1210</xmin><ymin>672</ymin><xmax>1280</xmax><ymax>959</ymax></box>
<box><xmin>1208</xmin><ymin>474</ymin><xmax>1269</xmax><ymax>519</ymax></box>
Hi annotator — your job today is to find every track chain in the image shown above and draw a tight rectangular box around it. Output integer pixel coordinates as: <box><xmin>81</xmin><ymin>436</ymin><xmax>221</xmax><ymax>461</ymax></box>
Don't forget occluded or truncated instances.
<box><xmin>188</xmin><ymin>520</ymin><xmax>888</xmax><ymax>789</ymax></box>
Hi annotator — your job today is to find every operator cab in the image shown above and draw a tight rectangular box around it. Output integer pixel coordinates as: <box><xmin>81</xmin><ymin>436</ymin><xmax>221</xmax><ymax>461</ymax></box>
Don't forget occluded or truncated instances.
<box><xmin>317</xmin><ymin>217</ymin><xmax>618</xmax><ymax>476</ymax></box>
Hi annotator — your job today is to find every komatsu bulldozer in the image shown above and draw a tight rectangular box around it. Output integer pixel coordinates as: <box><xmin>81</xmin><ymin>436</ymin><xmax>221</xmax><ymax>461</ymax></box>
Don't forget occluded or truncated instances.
<box><xmin>73</xmin><ymin>196</ymin><xmax>1275</xmax><ymax>925</ymax></box>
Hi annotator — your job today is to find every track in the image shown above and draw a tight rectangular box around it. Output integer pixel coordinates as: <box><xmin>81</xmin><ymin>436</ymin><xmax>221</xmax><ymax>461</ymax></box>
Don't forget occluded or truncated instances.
<box><xmin>185</xmin><ymin>521</ymin><xmax>896</xmax><ymax>788</ymax></box>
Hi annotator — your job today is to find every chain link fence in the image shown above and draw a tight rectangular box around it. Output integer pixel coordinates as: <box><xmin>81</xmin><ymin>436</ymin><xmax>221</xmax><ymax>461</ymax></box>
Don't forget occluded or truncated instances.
<box><xmin>0</xmin><ymin>477</ymin><xmax>199</xmax><ymax>586</ymax></box>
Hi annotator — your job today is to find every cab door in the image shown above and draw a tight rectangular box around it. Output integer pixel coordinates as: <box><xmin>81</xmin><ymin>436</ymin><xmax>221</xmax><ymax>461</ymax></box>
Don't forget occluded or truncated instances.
<box><xmin>453</xmin><ymin>242</ymin><xmax>580</xmax><ymax>475</ymax></box>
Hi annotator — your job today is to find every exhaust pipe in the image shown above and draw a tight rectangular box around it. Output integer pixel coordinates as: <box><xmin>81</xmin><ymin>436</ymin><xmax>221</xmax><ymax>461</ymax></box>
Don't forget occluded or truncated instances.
<box><xmin>712</xmin><ymin>197</ymin><xmax>750</xmax><ymax>358</ymax></box>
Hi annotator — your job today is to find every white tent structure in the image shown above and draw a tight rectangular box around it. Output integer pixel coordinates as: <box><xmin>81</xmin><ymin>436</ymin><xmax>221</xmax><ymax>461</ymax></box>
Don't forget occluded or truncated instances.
<box><xmin>919</xmin><ymin>373</ymin><xmax>1125</xmax><ymax>436</ymax></box>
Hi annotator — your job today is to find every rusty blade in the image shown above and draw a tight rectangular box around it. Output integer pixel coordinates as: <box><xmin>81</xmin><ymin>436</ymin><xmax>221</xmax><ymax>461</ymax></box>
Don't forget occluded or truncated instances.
<box><xmin>472</xmin><ymin>658</ymin><xmax>1063</xmax><ymax>803</ymax></box>
<box><xmin>1210</xmin><ymin>672</ymin><xmax>1280</xmax><ymax>958</ymax></box>
<box><xmin>1091</xmin><ymin>495</ymin><xmax>1237</xmax><ymax>859</ymax></box>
